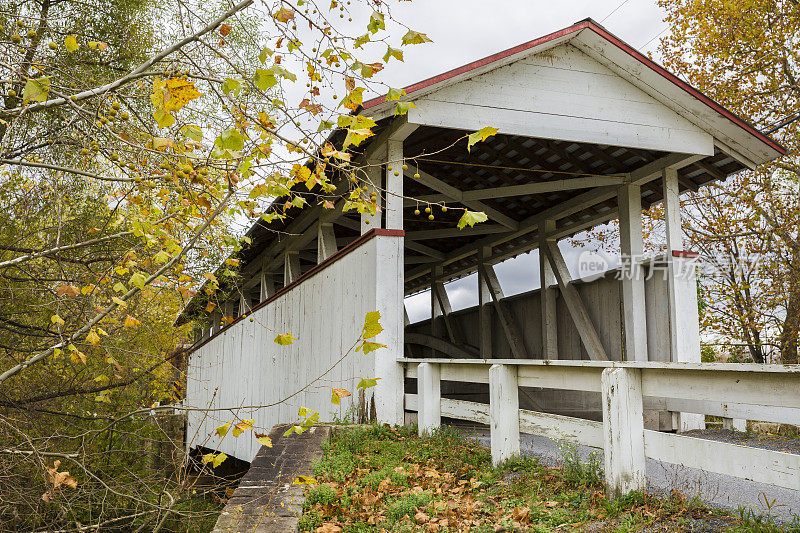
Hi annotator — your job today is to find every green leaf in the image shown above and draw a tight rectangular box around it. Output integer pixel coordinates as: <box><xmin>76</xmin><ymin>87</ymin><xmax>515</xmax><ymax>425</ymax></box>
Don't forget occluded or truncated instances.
<box><xmin>64</xmin><ymin>35</ymin><xmax>79</xmax><ymax>52</ymax></box>
<box><xmin>274</xmin><ymin>332</ymin><xmax>296</xmax><ymax>345</ymax></box>
<box><xmin>181</xmin><ymin>124</ymin><xmax>203</xmax><ymax>141</ymax></box>
<box><xmin>457</xmin><ymin>210</ymin><xmax>488</xmax><ymax>230</ymax></box>
<box><xmin>254</xmin><ymin>69</ymin><xmax>278</xmax><ymax>91</ymax></box>
<box><xmin>215</xmin><ymin>128</ymin><xmax>244</xmax><ymax>152</ymax></box>
<box><xmin>383</xmin><ymin>46</ymin><xmax>403</xmax><ymax>63</ymax></box>
<box><xmin>221</xmin><ymin>78</ymin><xmax>241</xmax><ymax>96</ymax></box>
<box><xmin>401</xmin><ymin>29</ymin><xmax>433</xmax><ymax>45</ymax></box>
<box><xmin>467</xmin><ymin>126</ymin><xmax>498</xmax><ymax>152</ymax></box>
<box><xmin>202</xmin><ymin>452</ymin><xmax>228</xmax><ymax>468</ymax></box>
<box><xmin>356</xmin><ymin>377</ymin><xmax>381</xmax><ymax>390</ymax></box>
<box><xmin>271</xmin><ymin>64</ymin><xmax>297</xmax><ymax>81</ymax></box>
<box><xmin>367</xmin><ymin>11</ymin><xmax>385</xmax><ymax>33</ymax></box>
<box><xmin>113</xmin><ymin>282</ymin><xmax>126</xmax><ymax>293</ymax></box>
<box><xmin>394</xmin><ymin>101</ymin><xmax>417</xmax><ymax>116</ymax></box>
<box><xmin>129</xmin><ymin>272</ymin><xmax>147</xmax><ymax>290</ymax></box>
<box><xmin>215</xmin><ymin>422</ymin><xmax>230</xmax><ymax>438</ymax></box>
<box><xmin>258</xmin><ymin>47</ymin><xmax>273</xmax><ymax>64</ymax></box>
<box><xmin>153</xmin><ymin>107</ymin><xmax>175</xmax><ymax>129</ymax></box>
<box><xmin>23</xmin><ymin>77</ymin><xmax>50</xmax><ymax>103</ymax></box>
<box><xmin>362</xmin><ymin>311</ymin><xmax>383</xmax><ymax>339</ymax></box>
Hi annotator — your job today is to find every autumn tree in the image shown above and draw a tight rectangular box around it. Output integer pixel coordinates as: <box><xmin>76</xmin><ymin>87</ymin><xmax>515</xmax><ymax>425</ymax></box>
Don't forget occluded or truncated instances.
<box><xmin>0</xmin><ymin>0</ymin><xmax>461</xmax><ymax>528</ymax></box>
<box><xmin>656</xmin><ymin>0</ymin><xmax>800</xmax><ymax>364</ymax></box>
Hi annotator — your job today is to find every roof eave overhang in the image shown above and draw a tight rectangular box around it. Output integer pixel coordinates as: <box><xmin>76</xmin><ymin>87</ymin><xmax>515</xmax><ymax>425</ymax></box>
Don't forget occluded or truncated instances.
<box><xmin>360</xmin><ymin>19</ymin><xmax>785</xmax><ymax>166</ymax></box>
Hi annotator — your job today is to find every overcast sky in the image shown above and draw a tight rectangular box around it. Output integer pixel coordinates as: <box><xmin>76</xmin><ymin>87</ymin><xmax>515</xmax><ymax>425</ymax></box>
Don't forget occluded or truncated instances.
<box><xmin>379</xmin><ymin>0</ymin><xmax>670</xmax><ymax>321</ymax></box>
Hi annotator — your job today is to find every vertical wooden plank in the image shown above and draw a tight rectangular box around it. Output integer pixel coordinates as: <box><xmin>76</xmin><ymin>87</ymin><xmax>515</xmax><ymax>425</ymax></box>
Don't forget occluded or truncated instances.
<box><xmin>543</xmin><ymin>241</ymin><xmax>607</xmax><ymax>360</ymax></box>
<box><xmin>361</xmin><ymin>157</ymin><xmax>384</xmax><ymax>233</ymax></box>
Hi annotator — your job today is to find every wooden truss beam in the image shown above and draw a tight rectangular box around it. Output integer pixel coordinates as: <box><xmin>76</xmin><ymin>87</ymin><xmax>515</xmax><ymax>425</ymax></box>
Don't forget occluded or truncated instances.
<box><xmin>404</xmin><ymin>153</ymin><xmax>702</xmax><ymax>291</ymax></box>
<box><xmin>542</xmin><ymin>241</ymin><xmax>607</xmax><ymax>361</ymax></box>
<box><xmin>477</xmin><ymin>263</ymin><xmax>527</xmax><ymax>359</ymax></box>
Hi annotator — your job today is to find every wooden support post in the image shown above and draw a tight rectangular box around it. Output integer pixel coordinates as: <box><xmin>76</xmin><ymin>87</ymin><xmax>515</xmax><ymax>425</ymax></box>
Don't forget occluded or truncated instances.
<box><xmin>417</xmin><ymin>362</ymin><xmax>441</xmax><ymax>436</ymax></box>
<box><xmin>618</xmin><ymin>184</ymin><xmax>648</xmax><ymax>362</ymax></box>
<box><xmin>540</xmin><ymin>220</ymin><xmax>558</xmax><ymax>359</ymax></box>
<box><xmin>317</xmin><ymin>222</ymin><xmax>337</xmax><ymax>264</ymax></box>
<box><xmin>601</xmin><ymin>367</ymin><xmax>646</xmax><ymax>498</ymax></box>
<box><xmin>361</xmin><ymin>161</ymin><xmax>384</xmax><ymax>233</ymax></box>
<box><xmin>284</xmin><ymin>250</ymin><xmax>300</xmax><ymax>286</ymax></box>
<box><xmin>543</xmin><ymin>241</ymin><xmax>608</xmax><ymax>360</ymax></box>
<box><xmin>373</xmin><ymin>233</ymin><xmax>405</xmax><ymax>426</ymax></box>
<box><xmin>478</xmin><ymin>263</ymin><xmax>528</xmax><ymax>359</ymax></box>
<box><xmin>238</xmin><ymin>296</ymin><xmax>248</xmax><ymax>316</ymax></box>
<box><xmin>259</xmin><ymin>270</ymin><xmax>275</xmax><ymax>301</ymax></box>
<box><xmin>386</xmin><ymin>139</ymin><xmax>404</xmax><ymax>230</ymax></box>
<box><xmin>489</xmin><ymin>364</ymin><xmax>520</xmax><ymax>465</ymax></box>
<box><xmin>663</xmin><ymin>168</ymin><xmax>705</xmax><ymax>431</ymax></box>
<box><xmin>478</xmin><ymin>247</ymin><xmax>493</xmax><ymax>357</ymax></box>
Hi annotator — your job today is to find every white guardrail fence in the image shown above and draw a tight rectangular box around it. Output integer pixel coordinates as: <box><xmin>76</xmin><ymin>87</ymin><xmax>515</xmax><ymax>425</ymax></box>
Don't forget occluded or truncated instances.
<box><xmin>400</xmin><ymin>358</ymin><xmax>800</xmax><ymax>497</ymax></box>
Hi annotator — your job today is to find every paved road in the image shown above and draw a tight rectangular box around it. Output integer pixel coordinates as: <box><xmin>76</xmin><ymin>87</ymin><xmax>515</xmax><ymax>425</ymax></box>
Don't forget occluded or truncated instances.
<box><xmin>465</xmin><ymin>430</ymin><xmax>800</xmax><ymax>522</ymax></box>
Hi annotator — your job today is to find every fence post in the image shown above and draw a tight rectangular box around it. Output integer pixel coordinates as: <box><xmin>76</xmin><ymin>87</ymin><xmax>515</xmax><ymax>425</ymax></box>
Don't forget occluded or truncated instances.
<box><xmin>417</xmin><ymin>362</ymin><xmax>441</xmax><ymax>436</ymax></box>
<box><xmin>489</xmin><ymin>364</ymin><xmax>519</xmax><ymax>465</ymax></box>
<box><xmin>601</xmin><ymin>367</ymin><xmax>646</xmax><ymax>498</ymax></box>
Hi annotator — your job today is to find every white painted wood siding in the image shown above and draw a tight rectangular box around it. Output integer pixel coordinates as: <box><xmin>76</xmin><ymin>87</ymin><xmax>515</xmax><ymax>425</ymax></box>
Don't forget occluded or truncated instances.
<box><xmin>186</xmin><ymin>234</ymin><xmax>403</xmax><ymax>462</ymax></box>
<box><xmin>407</xmin><ymin>44</ymin><xmax>714</xmax><ymax>155</ymax></box>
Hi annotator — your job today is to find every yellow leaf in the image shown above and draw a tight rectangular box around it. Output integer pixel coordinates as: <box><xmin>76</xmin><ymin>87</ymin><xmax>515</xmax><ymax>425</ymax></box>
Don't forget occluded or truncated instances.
<box><xmin>70</xmin><ymin>350</ymin><xmax>86</xmax><ymax>365</ymax></box>
<box><xmin>51</xmin><ymin>314</ymin><xmax>65</xmax><ymax>326</ymax></box>
<box><xmin>124</xmin><ymin>315</ymin><xmax>141</xmax><ymax>328</ymax></box>
<box><xmin>274</xmin><ymin>332</ymin><xmax>296</xmax><ymax>345</ymax></box>
<box><xmin>86</xmin><ymin>330</ymin><xmax>101</xmax><ymax>347</ymax></box>
<box><xmin>215</xmin><ymin>422</ymin><xmax>230</xmax><ymax>438</ymax></box>
<box><xmin>255</xmin><ymin>433</ymin><xmax>273</xmax><ymax>447</ymax></box>
<box><xmin>64</xmin><ymin>35</ymin><xmax>79</xmax><ymax>52</ymax></box>
<box><xmin>467</xmin><ymin>126</ymin><xmax>498</xmax><ymax>152</ymax></box>
<box><xmin>112</xmin><ymin>296</ymin><xmax>127</xmax><ymax>307</ymax></box>
<box><xmin>293</xmin><ymin>475</ymin><xmax>316</xmax><ymax>485</ymax></box>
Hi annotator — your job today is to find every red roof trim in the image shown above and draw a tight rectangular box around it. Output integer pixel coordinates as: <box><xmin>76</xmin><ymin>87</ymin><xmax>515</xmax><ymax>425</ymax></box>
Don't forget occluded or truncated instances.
<box><xmin>363</xmin><ymin>19</ymin><xmax>784</xmax><ymax>156</ymax></box>
<box><xmin>186</xmin><ymin>228</ymin><xmax>404</xmax><ymax>354</ymax></box>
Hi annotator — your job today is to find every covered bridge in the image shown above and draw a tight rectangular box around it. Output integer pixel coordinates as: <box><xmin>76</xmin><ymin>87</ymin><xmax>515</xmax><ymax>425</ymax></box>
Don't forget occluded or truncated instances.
<box><xmin>177</xmin><ymin>18</ymin><xmax>790</xmax><ymax>489</ymax></box>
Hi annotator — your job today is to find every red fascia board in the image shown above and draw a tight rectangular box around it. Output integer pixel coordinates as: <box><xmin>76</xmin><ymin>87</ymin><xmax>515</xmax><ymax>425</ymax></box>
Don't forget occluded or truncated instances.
<box><xmin>672</xmin><ymin>250</ymin><xmax>699</xmax><ymax>259</ymax></box>
<box><xmin>186</xmin><ymin>228</ymin><xmax>404</xmax><ymax>354</ymax></box>
<box><xmin>363</xmin><ymin>20</ymin><xmax>785</xmax><ymax>157</ymax></box>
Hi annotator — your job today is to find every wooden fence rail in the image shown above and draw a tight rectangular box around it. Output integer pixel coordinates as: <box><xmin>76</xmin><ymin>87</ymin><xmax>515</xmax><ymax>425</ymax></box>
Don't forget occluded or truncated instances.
<box><xmin>400</xmin><ymin>358</ymin><xmax>800</xmax><ymax>497</ymax></box>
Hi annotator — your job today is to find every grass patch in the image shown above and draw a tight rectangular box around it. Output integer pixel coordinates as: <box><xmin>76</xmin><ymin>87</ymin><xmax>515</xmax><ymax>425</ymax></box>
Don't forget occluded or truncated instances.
<box><xmin>299</xmin><ymin>424</ymin><xmax>792</xmax><ymax>532</ymax></box>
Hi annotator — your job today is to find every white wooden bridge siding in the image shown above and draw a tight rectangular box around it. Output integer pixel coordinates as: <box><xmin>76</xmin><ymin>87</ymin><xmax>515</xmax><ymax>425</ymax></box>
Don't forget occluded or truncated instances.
<box><xmin>407</xmin><ymin>43</ymin><xmax>714</xmax><ymax>155</ymax></box>
<box><xmin>186</xmin><ymin>234</ymin><xmax>403</xmax><ymax>461</ymax></box>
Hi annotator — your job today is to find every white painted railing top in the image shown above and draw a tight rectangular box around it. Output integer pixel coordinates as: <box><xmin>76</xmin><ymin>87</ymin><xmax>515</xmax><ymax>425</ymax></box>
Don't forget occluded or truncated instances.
<box><xmin>400</xmin><ymin>358</ymin><xmax>800</xmax><ymax>374</ymax></box>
